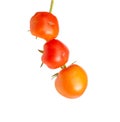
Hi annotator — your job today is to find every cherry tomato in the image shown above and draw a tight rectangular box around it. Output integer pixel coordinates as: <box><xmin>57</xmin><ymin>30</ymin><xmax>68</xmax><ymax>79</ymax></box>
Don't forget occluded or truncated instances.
<box><xmin>41</xmin><ymin>39</ymin><xmax>69</xmax><ymax>69</ymax></box>
<box><xmin>55</xmin><ymin>64</ymin><xmax>88</xmax><ymax>99</ymax></box>
<box><xmin>30</xmin><ymin>12</ymin><xmax>59</xmax><ymax>41</ymax></box>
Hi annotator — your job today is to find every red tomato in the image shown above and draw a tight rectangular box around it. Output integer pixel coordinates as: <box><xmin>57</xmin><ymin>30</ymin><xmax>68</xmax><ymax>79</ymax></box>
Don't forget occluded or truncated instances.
<box><xmin>30</xmin><ymin>12</ymin><xmax>59</xmax><ymax>41</ymax></box>
<box><xmin>41</xmin><ymin>39</ymin><xmax>69</xmax><ymax>69</ymax></box>
<box><xmin>55</xmin><ymin>64</ymin><xmax>88</xmax><ymax>98</ymax></box>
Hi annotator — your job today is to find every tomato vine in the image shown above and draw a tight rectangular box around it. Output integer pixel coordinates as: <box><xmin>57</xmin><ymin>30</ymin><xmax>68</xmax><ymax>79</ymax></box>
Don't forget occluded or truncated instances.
<box><xmin>29</xmin><ymin>0</ymin><xmax>88</xmax><ymax>99</ymax></box>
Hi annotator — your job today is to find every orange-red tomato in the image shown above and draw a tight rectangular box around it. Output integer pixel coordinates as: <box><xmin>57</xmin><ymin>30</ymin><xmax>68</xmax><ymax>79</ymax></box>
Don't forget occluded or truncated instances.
<box><xmin>30</xmin><ymin>12</ymin><xmax>59</xmax><ymax>41</ymax></box>
<box><xmin>55</xmin><ymin>64</ymin><xmax>88</xmax><ymax>99</ymax></box>
<box><xmin>41</xmin><ymin>39</ymin><xmax>69</xmax><ymax>69</ymax></box>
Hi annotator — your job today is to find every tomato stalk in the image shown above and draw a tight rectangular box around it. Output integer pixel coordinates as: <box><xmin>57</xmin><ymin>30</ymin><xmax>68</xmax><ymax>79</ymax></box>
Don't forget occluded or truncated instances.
<box><xmin>49</xmin><ymin>0</ymin><xmax>54</xmax><ymax>13</ymax></box>
<box><xmin>61</xmin><ymin>65</ymin><xmax>66</xmax><ymax>69</ymax></box>
<box><xmin>52</xmin><ymin>65</ymin><xmax>66</xmax><ymax>79</ymax></box>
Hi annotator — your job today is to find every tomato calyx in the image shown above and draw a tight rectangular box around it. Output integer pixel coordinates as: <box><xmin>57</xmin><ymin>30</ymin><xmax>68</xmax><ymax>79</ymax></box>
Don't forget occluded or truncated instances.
<box><xmin>51</xmin><ymin>64</ymin><xmax>67</xmax><ymax>79</ymax></box>
<box><xmin>38</xmin><ymin>49</ymin><xmax>44</xmax><ymax>53</ymax></box>
<box><xmin>51</xmin><ymin>62</ymin><xmax>77</xmax><ymax>79</ymax></box>
<box><xmin>38</xmin><ymin>50</ymin><xmax>44</xmax><ymax>68</ymax></box>
<box><xmin>52</xmin><ymin>72</ymin><xmax>58</xmax><ymax>79</ymax></box>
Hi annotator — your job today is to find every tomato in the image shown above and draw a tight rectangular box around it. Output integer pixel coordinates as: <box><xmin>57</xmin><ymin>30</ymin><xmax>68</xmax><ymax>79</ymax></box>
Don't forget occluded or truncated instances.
<box><xmin>30</xmin><ymin>12</ymin><xmax>59</xmax><ymax>41</ymax></box>
<box><xmin>55</xmin><ymin>64</ymin><xmax>88</xmax><ymax>98</ymax></box>
<box><xmin>41</xmin><ymin>39</ymin><xmax>69</xmax><ymax>69</ymax></box>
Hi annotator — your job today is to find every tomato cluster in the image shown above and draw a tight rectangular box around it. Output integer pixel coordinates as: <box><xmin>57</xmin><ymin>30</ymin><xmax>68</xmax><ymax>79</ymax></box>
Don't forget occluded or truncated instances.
<box><xmin>29</xmin><ymin>0</ymin><xmax>88</xmax><ymax>99</ymax></box>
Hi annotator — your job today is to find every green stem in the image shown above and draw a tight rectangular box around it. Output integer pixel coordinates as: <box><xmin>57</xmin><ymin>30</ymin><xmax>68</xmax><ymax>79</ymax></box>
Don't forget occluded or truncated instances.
<box><xmin>49</xmin><ymin>0</ymin><xmax>54</xmax><ymax>13</ymax></box>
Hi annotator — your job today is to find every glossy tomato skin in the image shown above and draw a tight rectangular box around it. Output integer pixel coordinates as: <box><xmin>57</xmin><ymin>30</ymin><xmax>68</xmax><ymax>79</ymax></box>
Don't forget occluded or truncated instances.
<box><xmin>41</xmin><ymin>39</ymin><xmax>69</xmax><ymax>69</ymax></box>
<box><xmin>55</xmin><ymin>64</ymin><xmax>88</xmax><ymax>99</ymax></box>
<box><xmin>30</xmin><ymin>12</ymin><xmax>59</xmax><ymax>41</ymax></box>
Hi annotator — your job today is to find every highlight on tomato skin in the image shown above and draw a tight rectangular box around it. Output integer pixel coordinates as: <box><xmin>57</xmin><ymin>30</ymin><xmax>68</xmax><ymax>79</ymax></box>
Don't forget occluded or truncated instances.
<box><xmin>41</xmin><ymin>39</ymin><xmax>69</xmax><ymax>69</ymax></box>
<box><xmin>30</xmin><ymin>12</ymin><xmax>59</xmax><ymax>41</ymax></box>
<box><xmin>55</xmin><ymin>64</ymin><xmax>88</xmax><ymax>99</ymax></box>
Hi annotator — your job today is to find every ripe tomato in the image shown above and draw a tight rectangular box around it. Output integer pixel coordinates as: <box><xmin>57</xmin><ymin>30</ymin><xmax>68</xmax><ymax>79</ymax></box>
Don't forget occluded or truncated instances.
<box><xmin>30</xmin><ymin>12</ymin><xmax>59</xmax><ymax>41</ymax></box>
<box><xmin>41</xmin><ymin>39</ymin><xmax>69</xmax><ymax>69</ymax></box>
<box><xmin>55</xmin><ymin>64</ymin><xmax>88</xmax><ymax>98</ymax></box>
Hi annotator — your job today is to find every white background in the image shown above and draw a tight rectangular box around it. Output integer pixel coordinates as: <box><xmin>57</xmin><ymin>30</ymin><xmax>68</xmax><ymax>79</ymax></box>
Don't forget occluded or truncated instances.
<box><xmin>0</xmin><ymin>0</ymin><xmax>120</xmax><ymax>121</ymax></box>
